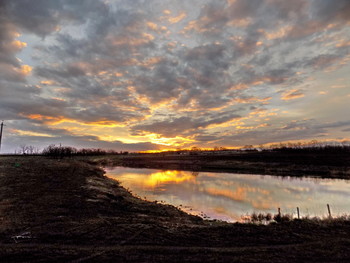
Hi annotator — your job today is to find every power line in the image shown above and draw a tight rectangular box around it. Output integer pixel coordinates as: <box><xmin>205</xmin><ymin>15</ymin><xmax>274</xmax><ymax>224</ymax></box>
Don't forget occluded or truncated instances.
<box><xmin>0</xmin><ymin>121</ymin><xmax>4</xmax><ymax>153</ymax></box>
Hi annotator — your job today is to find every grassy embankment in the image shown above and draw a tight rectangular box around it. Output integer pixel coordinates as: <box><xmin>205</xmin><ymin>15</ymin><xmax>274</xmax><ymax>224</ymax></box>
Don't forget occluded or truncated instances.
<box><xmin>0</xmin><ymin>155</ymin><xmax>350</xmax><ymax>262</ymax></box>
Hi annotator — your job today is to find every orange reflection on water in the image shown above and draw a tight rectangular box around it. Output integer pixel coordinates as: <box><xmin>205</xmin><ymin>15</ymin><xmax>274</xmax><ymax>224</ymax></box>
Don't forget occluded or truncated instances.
<box><xmin>106</xmin><ymin>167</ymin><xmax>350</xmax><ymax>222</ymax></box>
<box><xmin>144</xmin><ymin>170</ymin><xmax>196</xmax><ymax>188</ymax></box>
<box><xmin>206</xmin><ymin>187</ymin><xmax>247</xmax><ymax>202</ymax></box>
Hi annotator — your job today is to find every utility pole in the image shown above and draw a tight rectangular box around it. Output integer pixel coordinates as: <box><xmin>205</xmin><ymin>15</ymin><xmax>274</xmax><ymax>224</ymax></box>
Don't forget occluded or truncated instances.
<box><xmin>0</xmin><ymin>121</ymin><xmax>4</xmax><ymax>153</ymax></box>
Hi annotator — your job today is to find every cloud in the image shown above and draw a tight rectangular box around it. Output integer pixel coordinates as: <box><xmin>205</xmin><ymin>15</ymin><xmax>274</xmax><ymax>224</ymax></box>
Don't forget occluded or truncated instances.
<box><xmin>0</xmin><ymin>0</ymin><xmax>349</xmax><ymax>152</ymax></box>
<box><xmin>132</xmin><ymin>112</ymin><xmax>241</xmax><ymax>138</ymax></box>
<box><xmin>168</xmin><ymin>12</ymin><xmax>187</xmax><ymax>24</ymax></box>
<box><xmin>5</xmin><ymin>0</ymin><xmax>108</xmax><ymax>36</ymax></box>
<box><xmin>281</xmin><ymin>89</ymin><xmax>305</xmax><ymax>101</ymax></box>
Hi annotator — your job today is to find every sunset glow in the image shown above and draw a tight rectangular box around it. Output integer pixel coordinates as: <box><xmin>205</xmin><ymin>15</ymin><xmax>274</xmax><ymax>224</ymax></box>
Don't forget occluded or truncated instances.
<box><xmin>1</xmin><ymin>0</ymin><xmax>349</xmax><ymax>153</ymax></box>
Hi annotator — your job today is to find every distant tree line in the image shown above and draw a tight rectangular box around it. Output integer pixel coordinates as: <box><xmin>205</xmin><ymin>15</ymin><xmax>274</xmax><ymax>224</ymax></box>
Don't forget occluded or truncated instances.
<box><xmin>15</xmin><ymin>144</ymin><xmax>128</xmax><ymax>157</ymax></box>
<box><xmin>42</xmin><ymin>145</ymin><xmax>129</xmax><ymax>158</ymax></box>
<box><xmin>173</xmin><ymin>140</ymin><xmax>350</xmax><ymax>153</ymax></box>
<box><xmin>265</xmin><ymin>140</ymin><xmax>350</xmax><ymax>153</ymax></box>
<box><xmin>271</xmin><ymin>144</ymin><xmax>350</xmax><ymax>153</ymax></box>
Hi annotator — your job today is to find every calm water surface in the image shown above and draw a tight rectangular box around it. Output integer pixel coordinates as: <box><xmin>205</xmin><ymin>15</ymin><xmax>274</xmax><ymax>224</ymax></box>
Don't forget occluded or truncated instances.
<box><xmin>106</xmin><ymin>167</ymin><xmax>350</xmax><ymax>222</ymax></box>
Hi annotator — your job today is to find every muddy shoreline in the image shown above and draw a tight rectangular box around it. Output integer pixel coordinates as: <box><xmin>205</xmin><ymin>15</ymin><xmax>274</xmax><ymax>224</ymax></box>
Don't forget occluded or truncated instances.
<box><xmin>1</xmin><ymin>155</ymin><xmax>350</xmax><ymax>262</ymax></box>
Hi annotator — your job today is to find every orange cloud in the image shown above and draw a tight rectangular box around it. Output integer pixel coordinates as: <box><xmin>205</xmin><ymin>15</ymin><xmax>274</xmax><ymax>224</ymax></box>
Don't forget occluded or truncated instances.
<box><xmin>147</xmin><ymin>22</ymin><xmax>158</xmax><ymax>30</ymax></box>
<box><xmin>259</xmin><ymin>25</ymin><xmax>293</xmax><ymax>40</ymax></box>
<box><xmin>24</xmin><ymin>114</ymin><xmax>67</xmax><ymax>124</ymax></box>
<box><xmin>9</xmin><ymin>40</ymin><xmax>27</xmax><ymax>51</ymax></box>
<box><xmin>108</xmin><ymin>33</ymin><xmax>154</xmax><ymax>47</ymax></box>
<box><xmin>336</xmin><ymin>40</ymin><xmax>350</xmax><ymax>48</ymax></box>
<box><xmin>142</xmin><ymin>133</ymin><xmax>195</xmax><ymax>147</ymax></box>
<box><xmin>233</xmin><ymin>96</ymin><xmax>272</xmax><ymax>105</ymax></box>
<box><xmin>23</xmin><ymin>113</ymin><xmax>124</xmax><ymax>127</ymax></box>
<box><xmin>40</xmin><ymin>80</ymin><xmax>57</xmax><ymax>85</ymax></box>
<box><xmin>18</xmin><ymin>64</ymin><xmax>32</xmax><ymax>75</ymax></box>
<box><xmin>168</xmin><ymin>12</ymin><xmax>187</xmax><ymax>24</ymax></box>
<box><xmin>140</xmin><ymin>56</ymin><xmax>163</xmax><ymax>68</ymax></box>
<box><xmin>13</xmin><ymin>129</ymin><xmax>55</xmax><ymax>138</ymax></box>
<box><xmin>281</xmin><ymin>89</ymin><xmax>305</xmax><ymax>101</ymax></box>
<box><xmin>227</xmin><ymin>18</ymin><xmax>252</xmax><ymax>28</ymax></box>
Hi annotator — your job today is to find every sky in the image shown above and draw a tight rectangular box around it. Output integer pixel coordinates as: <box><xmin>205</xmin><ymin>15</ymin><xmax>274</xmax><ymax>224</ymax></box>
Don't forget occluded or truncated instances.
<box><xmin>0</xmin><ymin>0</ymin><xmax>350</xmax><ymax>153</ymax></box>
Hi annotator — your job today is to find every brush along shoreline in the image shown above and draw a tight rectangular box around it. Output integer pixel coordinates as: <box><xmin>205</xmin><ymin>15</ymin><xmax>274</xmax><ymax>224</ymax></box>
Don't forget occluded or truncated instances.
<box><xmin>0</xmin><ymin>155</ymin><xmax>350</xmax><ymax>262</ymax></box>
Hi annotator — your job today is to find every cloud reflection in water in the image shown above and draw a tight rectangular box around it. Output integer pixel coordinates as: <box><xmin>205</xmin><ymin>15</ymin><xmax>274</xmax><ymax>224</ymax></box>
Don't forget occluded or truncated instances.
<box><xmin>106</xmin><ymin>167</ymin><xmax>350</xmax><ymax>222</ymax></box>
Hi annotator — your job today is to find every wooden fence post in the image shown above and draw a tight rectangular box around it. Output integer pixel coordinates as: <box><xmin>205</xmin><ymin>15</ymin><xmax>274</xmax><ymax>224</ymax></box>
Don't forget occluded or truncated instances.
<box><xmin>297</xmin><ymin>207</ymin><xmax>300</xmax><ymax>219</ymax></box>
<box><xmin>327</xmin><ymin>204</ymin><xmax>332</xmax><ymax>218</ymax></box>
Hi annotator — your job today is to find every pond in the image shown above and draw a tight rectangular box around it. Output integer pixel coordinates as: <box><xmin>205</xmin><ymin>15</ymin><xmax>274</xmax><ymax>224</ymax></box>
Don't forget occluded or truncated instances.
<box><xmin>105</xmin><ymin>167</ymin><xmax>350</xmax><ymax>222</ymax></box>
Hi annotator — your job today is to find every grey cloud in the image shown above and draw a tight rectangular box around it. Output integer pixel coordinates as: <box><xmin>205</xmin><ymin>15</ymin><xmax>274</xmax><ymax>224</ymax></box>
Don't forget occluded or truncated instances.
<box><xmin>5</xmin><ymin>0</ymin><xmax>108</xmax><ymax>36</ymax></box>
<box><xmin>0</xmin><ymin>23</ymin><xmax>21</xmax><ymax>67</ymax></box>
<box><xmin>132</xmin><ymin>112</ymin><xmax>241</xmax><ymax>137</ymax></box>
<box><xmin>133</xmin><ymin>59</ymin><xmax>185</xmax><ymax>103</ymax></box>
<box><xmin>311</xmin><ymin>0</ymin><xmax>350</xmax><ymax>22</ymax></box>
<box><xmin>316</xmin><ymin>121</ymin><xmax>350</xmax><ymax>129</ymax></box>
<box><xmin>281</xmin><ymin>120</ymin><xmax>314</xmax><ymax>130</ymax></box>
<box><xmin>0</xmin><ymin>64</ymin><xmax>27</xmax><ymax>82</ymax></box>
<box><xmin>65</xmin><ymin>104</ymin><xmax>144</xmax><ymax>125</ymax></box>
<box><xmin>193</xmin><ymin>135</ymin><xmax>220</xmax><ymax>142</ymax></box>
<box><xmin>212</xmin><ymin>119</ymin><xmax>350</xmax><ymax>147</ymax></box>
<box><xmin>216</xmin><ymin>127</ymin><xmax>327</xmax><ymax>146</ymax></box>
<box><xmin>304</xmin><ymin>54</ymin><xmax>343</xmax><ymax>70</ymax></box>
<box><xmin>280</xmin><ymin>120</ymin><xmax>350</xmax><ymax>136</ymax></box>
<box><xmin>8</xmin><ymin>119</ymin><xmax>71</xmax><ymax>136</ymax></box>
<box><xmin>0</xmin><ymin>81</ymin><xmax>63</xmax><ymax>121</ymax></box>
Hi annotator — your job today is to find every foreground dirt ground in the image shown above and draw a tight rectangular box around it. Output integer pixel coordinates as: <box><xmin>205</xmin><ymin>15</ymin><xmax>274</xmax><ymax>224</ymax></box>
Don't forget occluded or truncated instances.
<box><xmin>1</xmin><ymin>156</ymin><xmax>350</xmax><ymax>262</ymax></box>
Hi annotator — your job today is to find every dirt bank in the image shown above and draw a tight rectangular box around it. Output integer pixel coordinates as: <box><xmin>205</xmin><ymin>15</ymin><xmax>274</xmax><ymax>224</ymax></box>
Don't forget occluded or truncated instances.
<box><xmin>1</xmin><ymin>156</ymin><xmax>350</xmax><ymax>262</ymax></box>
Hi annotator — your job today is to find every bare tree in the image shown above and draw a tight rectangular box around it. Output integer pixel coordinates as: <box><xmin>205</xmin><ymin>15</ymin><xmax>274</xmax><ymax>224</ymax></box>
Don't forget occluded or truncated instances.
<box><xmin>26</xmin><ymin>145</ymin><xmax>40</xmax><ymax>154</ymax></box>
<box><xmin>19</xmin><ymin>144</ymin><xmax>29</xmax><ymax>155</ymax></box>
